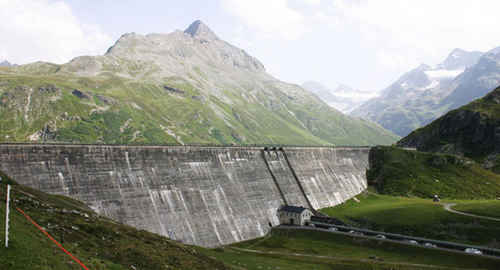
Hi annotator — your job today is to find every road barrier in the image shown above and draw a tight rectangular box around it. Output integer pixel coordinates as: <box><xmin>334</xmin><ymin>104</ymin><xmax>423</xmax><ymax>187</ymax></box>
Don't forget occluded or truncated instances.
<box><xmin>0</xmin><ymin>142</ymin><xmax>372</xmax><ymax>149</ymax></box>
<box><xmin>305</xmin><ymin>221</ymin><xmax>500</xmax><ymax>258</ymax></box>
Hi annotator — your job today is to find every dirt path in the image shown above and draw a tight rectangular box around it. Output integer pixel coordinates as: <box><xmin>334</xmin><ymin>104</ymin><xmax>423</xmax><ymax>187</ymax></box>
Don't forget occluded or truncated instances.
<box><xmin>443</xmin><ymin>203</ymin><xmax>500</xmax><ymax>222</ymax></box>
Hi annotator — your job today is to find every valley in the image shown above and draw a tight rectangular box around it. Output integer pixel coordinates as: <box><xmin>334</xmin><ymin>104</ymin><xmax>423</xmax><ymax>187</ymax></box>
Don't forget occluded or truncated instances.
<box><xmin>320</xmin><ymin>191</ymin><xmax>500</xmax><ymax>247</ymax></box>
<box><xmin>1</xmin><ymin>3</ymin><xmax>500</xmax><ymax>269</ymax></box>
<box><xmin>201</xmin><ymin>228</ymin><xmax>500</xmax><ymax>270</ymax></box>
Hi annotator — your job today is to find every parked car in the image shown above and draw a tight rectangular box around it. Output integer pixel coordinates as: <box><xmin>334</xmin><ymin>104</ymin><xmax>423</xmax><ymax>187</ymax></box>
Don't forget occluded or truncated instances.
<box><xmin>423</xmin><ymin>242</ymin><xmax>437</xmax><ymax>248</ymax></box>
<box><xmin>328</xmin><ymin>227</ymin><xmax>338</xmax><ymax>231</ymax></box>
<box><xmin>465</xmin><ymin>248</ymin><xmax>482</xmax><ymax>255</ymax></box>
<box><xmin>375</xmin><ymin>234</ymin><xmax>386</xmax><ymax>239</ymax></box>
<box><xmin>348</xmin><ymin>230</ymin><xmax>364</xmax><ymax>236</ymax></box>
<box><xmin>407</xmin><ymin>240</ymin><xmax>418</xmax><ymax>245</ymax></box>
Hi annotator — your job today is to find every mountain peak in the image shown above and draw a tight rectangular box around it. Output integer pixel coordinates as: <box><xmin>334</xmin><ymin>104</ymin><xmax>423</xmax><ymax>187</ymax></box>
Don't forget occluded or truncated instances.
<box><xmin>184</xmin><ymin>20</ymin><xmax>218</xmax><ymax>40</ymax></box>
<box><xmin>416</xmin><ymin>63</ymin><xmax>431</xmax><ymax>70</ymax></box>
<box><xmin>446</xmin><ymin>48</ymin><xmax>470</xmax><ymax>60</ymax></box>
<box><xmin>0</xmin><ymin>60</ymin><xmax>12</xmax><ymax>67</ymax></box>
<box><xmin>450</xmin><ymin>48</ymin><xmax>466</xmax><ymax>54</ymax></box>
<box><xmin>441</xmin><ymin>48</ymin><xmax>483</xmax><ymax>70</ymax></box>
<box><xmin>487</xmin><ymin>46</ymin><xmax>500</xmax><ymax>55</ymax></box>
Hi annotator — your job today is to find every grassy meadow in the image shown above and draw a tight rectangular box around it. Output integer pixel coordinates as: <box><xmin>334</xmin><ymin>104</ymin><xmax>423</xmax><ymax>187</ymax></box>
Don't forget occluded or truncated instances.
<box><xmin>320</xmin><ymin>191</ymin><xmax>500</xmax><ymax>247</ymax></box>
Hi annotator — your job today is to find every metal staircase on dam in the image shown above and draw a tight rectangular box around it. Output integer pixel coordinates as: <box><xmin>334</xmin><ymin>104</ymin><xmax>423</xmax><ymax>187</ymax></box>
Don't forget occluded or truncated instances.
<box><xmin>261</xmin><ymin>147</ymin><xmax>326</xmax><ymax>217</ymax></box>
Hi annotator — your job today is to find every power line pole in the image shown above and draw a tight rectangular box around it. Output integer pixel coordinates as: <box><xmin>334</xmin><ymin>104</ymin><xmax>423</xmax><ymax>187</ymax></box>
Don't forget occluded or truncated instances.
<box><xmin>5</xmin><ymin>184</ymin><xmax>11</xmax><ymax>248</ymax></box>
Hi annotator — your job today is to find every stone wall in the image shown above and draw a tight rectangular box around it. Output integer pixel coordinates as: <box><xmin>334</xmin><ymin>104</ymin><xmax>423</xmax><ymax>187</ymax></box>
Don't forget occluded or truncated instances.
<box><xmin>0</xmin><ymin>144</ymin><xmax>369</xmax><ymax>247</ymax></box>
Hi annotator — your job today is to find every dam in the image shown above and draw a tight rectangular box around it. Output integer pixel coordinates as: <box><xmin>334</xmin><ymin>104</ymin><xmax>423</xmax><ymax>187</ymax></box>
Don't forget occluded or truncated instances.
<box><xmin>0</xmin><ymin>144</ymin><xmax>369</xmax><ymax>247</ymax></box>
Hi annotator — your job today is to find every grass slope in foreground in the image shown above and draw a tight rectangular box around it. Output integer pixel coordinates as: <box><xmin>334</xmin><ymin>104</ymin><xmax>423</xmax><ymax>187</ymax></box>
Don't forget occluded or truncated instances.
<box><xmin>367</xmin><ymin>146</ymin><xmax>500</xmax><ymax>199</ymax></box>
<box><xmin>200</xmin><ymin>228</ymin><xmax>500</xmax><ymax>270</ymax></box>
<box><xmin>320</xmin><ymin>191</ymin><xmax>500</xmax><ymax>247</ymax></box>
<box><xmin>0</xmin><ymin>173</ymin><xmax>230</xmax><ymax>270</ymax></box>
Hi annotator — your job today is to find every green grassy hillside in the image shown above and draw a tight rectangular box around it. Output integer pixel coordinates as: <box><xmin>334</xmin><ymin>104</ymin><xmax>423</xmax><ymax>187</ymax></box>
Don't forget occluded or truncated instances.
<box><xmin>398</xmin><ymin>86</ymin><xmax>500</xmax><ymax>172</ymax></box>
<box><xmin>320</xmin><ymin>191</ymin><xmax>500</xmax><ymax>247</ymax></box>
<box><xmin>2</xmin><ymin>171</ymin><xmax>500</xmax><ymax>269</ymax></box>
<box><xmin>368</xmin><ymin>146</ymin><xmax>500</xmax><ymax>199</ymax></box>
<box><xmin>452</xmin><ymin>200</ymin><xmax>500</xmax><ymax>219</ymax></box>
<box><xmin>0</xmin><ymin>72</ymin><xmax>398</xmax><ymax>146</ymax></box>
<box><xmin>200</xmin><ymin>228</ymin><xmax>500</xmax><ymax>270</ymax></box>
<box><xmin>0</xmin><ymin>21</ymin><xmax>399</xmax><ymax>146</ymax></box>
<box><xmin>0</xmin><ymin>173</ymin><xmax>230</xmax><ymax>270</ymax></box>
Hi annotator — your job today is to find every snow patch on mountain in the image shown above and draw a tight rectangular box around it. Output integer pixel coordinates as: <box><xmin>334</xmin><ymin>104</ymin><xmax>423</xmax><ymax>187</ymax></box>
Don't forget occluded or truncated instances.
<box><xmin>425</xmin><ymin>69</ymin><xmax>464</xmax><ymax>79</ymax></box>
<box><xmin>302</xmin><ymin>81</ymin><xmax>378</xmax><ymax>113</ymax></box>
<box><xmin>424</xmin><ymin>80</ymin><xmax>440</xmax><ymax>90</ymax></box>
<box><xmin>351</xmin><ymin>47</ymin><xmax>489</xmax><ymax>137</ymax></box>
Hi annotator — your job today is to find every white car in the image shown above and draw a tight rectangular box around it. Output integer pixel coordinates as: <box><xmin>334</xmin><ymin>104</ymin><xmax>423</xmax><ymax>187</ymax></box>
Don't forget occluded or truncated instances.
<box><xmin>465</xmin><ymin>248</ymin><xmax>482</xmax><ymax>255</ymax></box>
<box><xmin>407</xmin><ymin>240</ymin><xmax>418</xmax><ymax>245</ymax></box>
<box><xmin>375</xmin><ymin>234</ymin><xmax>386</xmax><ymax>239</ymax></box>
<box><xmin>423</xmin><ymin>242</ymin><xmax>437</xmax><ymax>248</ymax></box>
<box><xmin>328</xmin><ymin>227</ymin><xmax>338</xmax><ymax>231</ymax></box>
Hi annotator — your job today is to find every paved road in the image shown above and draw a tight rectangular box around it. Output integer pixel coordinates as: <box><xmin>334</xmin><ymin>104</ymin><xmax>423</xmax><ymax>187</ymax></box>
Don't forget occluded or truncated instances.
<box><xmin>443</xmin><ymin>203</ymin><xmax>500</xmax><ymax>222</ymax></box>
<box><xmin>279</xmin><ymin>225</ymin><xmax>500</xmax><ymax>259</ymax></box>
<box><xmin>0</xmin><ymin>142</ymin><xmax>370</xmax><ymax>150</ymax></box>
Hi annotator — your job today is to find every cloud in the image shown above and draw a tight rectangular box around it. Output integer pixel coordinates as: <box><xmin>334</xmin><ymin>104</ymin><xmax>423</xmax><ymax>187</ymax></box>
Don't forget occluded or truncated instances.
<box><xmin>302</xmin><ymin>0</ymin><xmax>321</xmax><ymax>6</ymax></box>
<box><xmin>222</xmin><ymin>0</ymin><xmax>500</xmax><ymax>76</ymax></box>
<box><xmin>221</xmin><ymin>0</ymin><xmax>307</xmax><ymax>40</ymax></box>
<box><xmin>327</xmin><ymin>0</ymin><xmax>500</xmax><ymax>70</ymax></box>
<box><xmin>0</xmin><ymin>0</ymin><xmax>112</xmax><ymax>64</ymax></box>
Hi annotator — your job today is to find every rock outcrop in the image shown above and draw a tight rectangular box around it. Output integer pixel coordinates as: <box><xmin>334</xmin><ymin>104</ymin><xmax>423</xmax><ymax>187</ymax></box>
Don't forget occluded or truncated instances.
<box><xmin>184</xmin><ymin>20</ymin><xmax>219</xmax><ymax>41</ymax></box>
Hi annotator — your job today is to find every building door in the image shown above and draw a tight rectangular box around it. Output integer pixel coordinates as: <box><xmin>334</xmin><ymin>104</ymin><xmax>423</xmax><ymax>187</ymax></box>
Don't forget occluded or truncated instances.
<box><xmin>290</xmin><ymin>218</ymin><xmax>294</xmax><ymax>225</ymax></box>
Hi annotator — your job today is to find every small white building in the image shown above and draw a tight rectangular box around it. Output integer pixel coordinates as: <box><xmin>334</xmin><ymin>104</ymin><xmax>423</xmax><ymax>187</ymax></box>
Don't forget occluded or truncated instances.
<box><xmin>277</xmin><ymin>205</ymin><xmax>313</xmax><ymax>226</ymax></box>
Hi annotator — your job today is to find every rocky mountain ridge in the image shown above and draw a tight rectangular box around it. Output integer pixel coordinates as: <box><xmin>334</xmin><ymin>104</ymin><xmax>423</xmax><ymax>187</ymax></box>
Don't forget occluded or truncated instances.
<box><xmin>398</xmin><ymin>86</ymin><xmax>500</xmax><ymax>173</ymax></box>
<box><xmin>0</xmin><ymin>60</ymin><xmax>13</xmax><ymax>67</ymax></box>
<box><xmin>439</xmin><ymin>47</ymin><xmax>500</xmax><ymax>109</ymax></box>
<box><xmin>351</xmin><ymin>47</ymin><xmax>500</xmax><ymax>137</ymax></box>
<box><xmin>439</xmin><ymin>48</ymin><xmax>483</xmax><ymax>70</ymax></box>
<box><xmin>0</xmin><ymin>20</ymin><xmax>398</xmax><ymax>145</ymax></box>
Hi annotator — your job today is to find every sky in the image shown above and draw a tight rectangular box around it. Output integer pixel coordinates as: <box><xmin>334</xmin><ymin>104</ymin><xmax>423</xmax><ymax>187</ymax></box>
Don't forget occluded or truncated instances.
<box><xmin>1</xmin><ymin>0</ymin><xmax>500</xmax><ymax>91</ymax></box>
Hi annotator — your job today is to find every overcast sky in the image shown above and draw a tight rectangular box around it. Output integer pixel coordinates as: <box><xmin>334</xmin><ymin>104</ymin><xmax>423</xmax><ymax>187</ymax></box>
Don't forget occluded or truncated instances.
<box><xmin>1</xmin><ymin>0</ymin><xmax>500</xmax><ymax>90</ymax></box>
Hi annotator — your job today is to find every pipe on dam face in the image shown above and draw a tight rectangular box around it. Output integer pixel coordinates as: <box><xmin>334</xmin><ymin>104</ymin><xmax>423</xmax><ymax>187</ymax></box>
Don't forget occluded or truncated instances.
<box><xmin>0</xmin><ymin>144</ymin><xmax>369</xmax><ymax>247</ymax></box>
<box><xmin>279</xmin><ymin>149</ymin><xmax>315</xmax><ymax>211</ymax></box>
<box><xmin>261</xmin><ymin>150</ymin><xmax>288</xmax><ymax>205</ymax></box>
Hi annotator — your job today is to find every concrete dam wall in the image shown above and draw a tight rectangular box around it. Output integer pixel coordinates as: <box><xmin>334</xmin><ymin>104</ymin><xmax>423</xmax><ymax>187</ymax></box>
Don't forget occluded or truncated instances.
<box><xmin>0</xmin><ymin>144</ymin><xmax>369</xmax><ymax>247</ymax></box>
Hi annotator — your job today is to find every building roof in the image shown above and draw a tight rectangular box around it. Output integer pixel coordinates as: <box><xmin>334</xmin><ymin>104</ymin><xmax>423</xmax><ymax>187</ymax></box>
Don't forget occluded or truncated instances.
<box><xmin>278</xmin><ymin>205</ymin><xmax>310</xmax><ymax>214</ymax></box>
